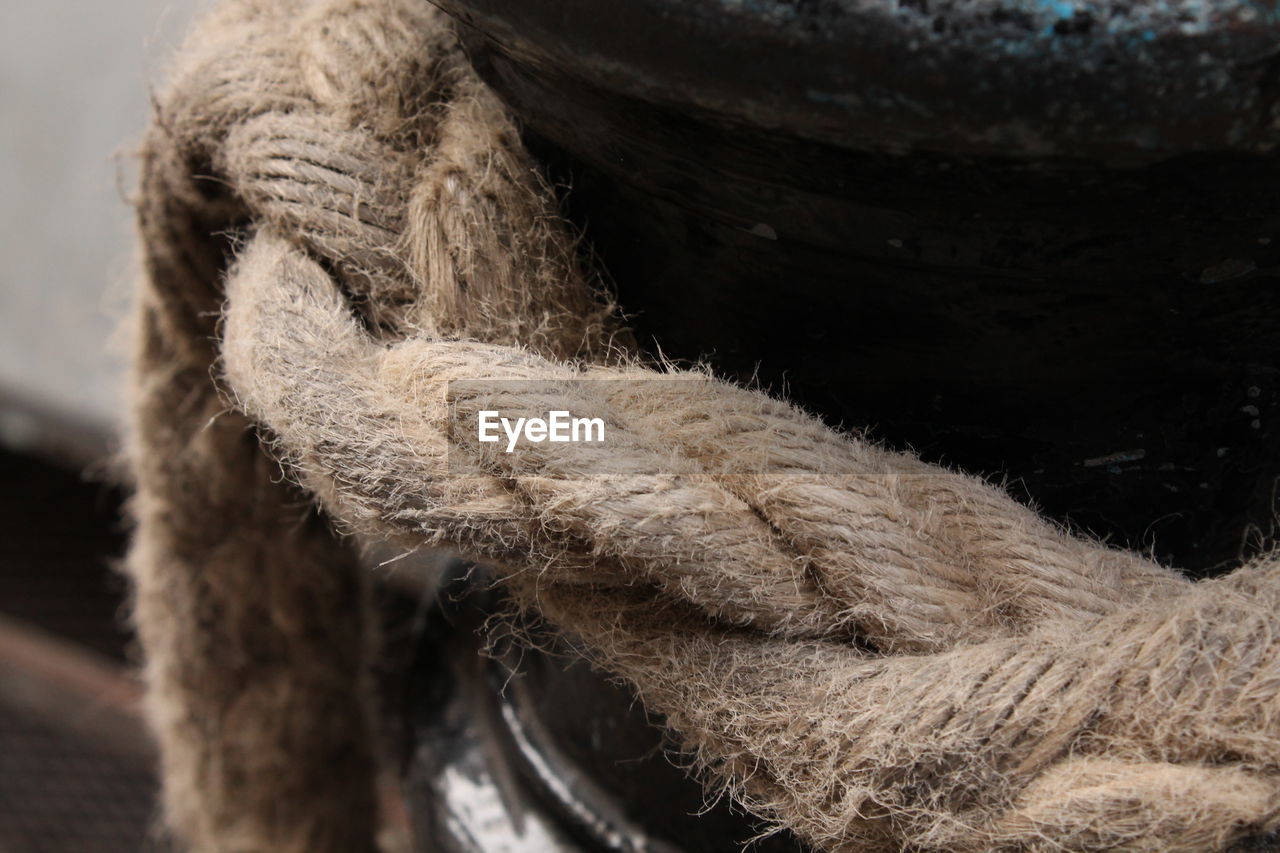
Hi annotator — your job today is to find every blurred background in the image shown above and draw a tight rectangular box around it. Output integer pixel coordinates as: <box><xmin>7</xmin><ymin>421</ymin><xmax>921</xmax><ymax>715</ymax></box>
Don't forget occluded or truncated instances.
<box><xmin>1</xmin><ymin>3</ymin><xmax>199</xmax><ymax>850</ymax></box>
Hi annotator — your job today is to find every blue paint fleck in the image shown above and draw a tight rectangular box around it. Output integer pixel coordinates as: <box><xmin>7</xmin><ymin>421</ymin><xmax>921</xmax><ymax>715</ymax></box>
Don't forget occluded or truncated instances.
<box><xmin>1036</xmin><ymin>0</ymin><xmax>1077</xmax><ymax>37</ymax></box>
<box><xmin>1039</xmin><ymin>0</ymin><xmax>1077</xmax><ymax>18</ymax></box>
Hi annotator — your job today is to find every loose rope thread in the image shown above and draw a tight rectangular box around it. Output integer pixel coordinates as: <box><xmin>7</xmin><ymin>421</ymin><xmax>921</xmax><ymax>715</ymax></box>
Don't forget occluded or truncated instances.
<box><xmin>129</xmin><ymin>1</ymin><xmax>1280</xmax><ymax>850</ymax></box>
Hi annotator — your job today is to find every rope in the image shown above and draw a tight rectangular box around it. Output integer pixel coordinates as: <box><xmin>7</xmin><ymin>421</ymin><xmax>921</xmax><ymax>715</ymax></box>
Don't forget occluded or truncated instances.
<box><xmin>128</xmin><ymin>1</ymin><xmax>1280</xmax><ymax>850</ymax></box>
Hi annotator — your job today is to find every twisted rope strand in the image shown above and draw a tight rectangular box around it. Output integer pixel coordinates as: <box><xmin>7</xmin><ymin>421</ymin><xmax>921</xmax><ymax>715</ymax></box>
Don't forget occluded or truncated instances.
<box><xmin>129</xmin><ymin>1</ymin><xmax>1280</xmax><ymax>850</ymax></box>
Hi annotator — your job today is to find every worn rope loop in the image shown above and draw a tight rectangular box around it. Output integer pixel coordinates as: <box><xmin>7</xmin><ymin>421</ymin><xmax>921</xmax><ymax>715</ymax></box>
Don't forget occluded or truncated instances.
<box><xmin>129</xmin><ymin>1</ymin><xmax>1280</xmax><ymax>851</ymax></box>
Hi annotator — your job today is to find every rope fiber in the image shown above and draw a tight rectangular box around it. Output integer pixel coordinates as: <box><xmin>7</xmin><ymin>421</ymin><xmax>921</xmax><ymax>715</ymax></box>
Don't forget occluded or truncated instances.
<box><xmin>128</xmin><ymin>1</ymin><xmax>1280</xmax><ymax>850</ymax></box>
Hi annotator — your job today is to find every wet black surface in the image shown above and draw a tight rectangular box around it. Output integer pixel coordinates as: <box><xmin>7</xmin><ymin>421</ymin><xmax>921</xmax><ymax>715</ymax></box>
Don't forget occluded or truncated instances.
<box><xmin>495</xmin><ymin>638</ymin><xmax>806</xmax><ymax>853</ymax></box>
<box><xmin>405</xmin><ymin>568</ymin><xmax>809</xmax><ymax>853</ymax></box>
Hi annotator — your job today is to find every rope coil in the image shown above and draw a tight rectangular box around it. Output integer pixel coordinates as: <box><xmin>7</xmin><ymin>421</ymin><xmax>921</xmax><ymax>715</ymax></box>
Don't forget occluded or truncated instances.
<box><xmin>129</xmin><ymin>1</ymin><xmax>1280</xmax><ymax>850</ymax></box>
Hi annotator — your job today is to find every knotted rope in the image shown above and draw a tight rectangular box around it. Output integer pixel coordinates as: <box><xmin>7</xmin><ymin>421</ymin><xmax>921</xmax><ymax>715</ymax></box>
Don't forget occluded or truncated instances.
<box><xmin>128</xmin><ymin>1</ymin><xmax>1280</xmax><ymax>851</ymax></box>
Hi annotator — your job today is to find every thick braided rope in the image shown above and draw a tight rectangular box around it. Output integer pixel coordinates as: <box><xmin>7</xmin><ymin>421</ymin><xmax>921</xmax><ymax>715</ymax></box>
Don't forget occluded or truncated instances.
<box><xmin>130</xmin><ymin>1</ymin><xmax>1280</xmax><ymax>851</ymax></box>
